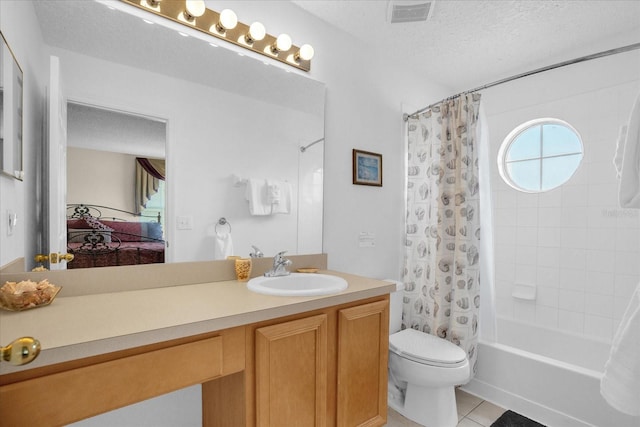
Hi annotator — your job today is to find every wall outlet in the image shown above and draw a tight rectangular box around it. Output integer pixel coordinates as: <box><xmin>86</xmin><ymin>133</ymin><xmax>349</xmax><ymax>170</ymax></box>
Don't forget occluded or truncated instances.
<box><xmin>176</xmin><ymin>215</ymin><xmax>193</xmax><ymax>230</ymax></box>
<box><xmin>358</xmin><ymin>232</ymin><xmax>375</xmax><ymax>248</ymax></box>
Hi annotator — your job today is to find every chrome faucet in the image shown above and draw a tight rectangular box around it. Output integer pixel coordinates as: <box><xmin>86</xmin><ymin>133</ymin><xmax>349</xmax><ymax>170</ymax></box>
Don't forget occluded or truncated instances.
<box><xmin>264</xmin><ymin>251</ymin><xmax>292</xmax><ymax>277</ymax></box>
<box><xmin>250</xmin><ymin>245</ymin><xmax>264</xmax><ymax>258</ymax></box>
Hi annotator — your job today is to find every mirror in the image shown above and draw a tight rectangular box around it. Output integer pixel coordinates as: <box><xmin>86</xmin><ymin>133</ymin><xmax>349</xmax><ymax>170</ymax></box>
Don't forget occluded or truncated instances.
<box><xmin>0</xmin><ymin>31</ymin><xmax>23</xmax><ymax>180</ymax></box>
<box><xmin>28</xmin><ymin>0</ymin><xmax>325</xmax><ymax>269</ymax></box>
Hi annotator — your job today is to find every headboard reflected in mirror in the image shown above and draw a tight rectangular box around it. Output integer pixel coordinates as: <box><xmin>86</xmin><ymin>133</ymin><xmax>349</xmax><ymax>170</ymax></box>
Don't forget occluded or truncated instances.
<box><xmin>64</xmin><ymin>204</ymin><xmax>165</xmax><ymax>269</ymax></box>
<box><xmin>13</xmin><ymin>0</ymin><xmax>326</xmax><ymax>271</ymax></box>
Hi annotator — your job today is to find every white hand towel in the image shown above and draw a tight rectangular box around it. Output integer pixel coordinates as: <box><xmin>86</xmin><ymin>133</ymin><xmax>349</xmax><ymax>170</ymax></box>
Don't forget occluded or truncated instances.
<box><xmin>618</xmin><ymin>92</ymin><xmax>640</xmax><ymax>208</ymax></box>
<box><xmin>244</xmin><ymin>178</ymin><xmax>270</xmax><ymax>215</ymax></box>
<box><xmin>267</xmin><ymin>182</ymin><xmax>282</xmax><ymax>205</ymax></box>
<box><xmin>613</xmin><ymin>125</ymin><xmax>627</xmax><ymax>179</ymax></box>
<box><xmin>213</xmin><ymin>231</ymin><xmax>234</xmax><ymax>260</ymax></box>
<box><xmin>600</xmin><ymin>281</ymin><xmax>640</xmax><ymax>416</ymax></box>
<box><xmin>268</xmin><ymin>180</ymin><xmax>292</xmax><ymax>214</ymax></box>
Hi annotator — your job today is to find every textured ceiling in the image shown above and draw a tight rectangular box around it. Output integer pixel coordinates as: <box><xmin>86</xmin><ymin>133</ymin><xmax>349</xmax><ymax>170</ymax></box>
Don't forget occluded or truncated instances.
<box><xmin>33</xmin><ymin>1</ymin><xmax>640</xmax><ymax>96</ymax></box>
<box><xmin>292</xmin><ymin>0</ymin><xmax>640</xmax><ymax>91</ymax></box>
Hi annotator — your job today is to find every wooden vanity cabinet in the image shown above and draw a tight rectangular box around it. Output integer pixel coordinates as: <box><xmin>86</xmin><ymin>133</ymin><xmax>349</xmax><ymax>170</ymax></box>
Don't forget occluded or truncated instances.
<box><xmin>337</xmin><ymin>300</ymin><xmax>389</xmax><ymax>427</ymax></box>
<box><xmin>0</xmin><ymin>326</ymin><xmax>246</xmax><ymax>427</ymax></box>
<box><xmin>255</xmin><ymin>314</ymin><xmax>329</xmax><ymax>427</ymax></box>
<box><xmin>0</xmin><ymin>295</ymin><xmax>389</xmax><ymax>427</ymax></box>
<box><xmin>245</xmin><ymin>296</ymin><xmax>389</xmax><ymax>427</ymax></box>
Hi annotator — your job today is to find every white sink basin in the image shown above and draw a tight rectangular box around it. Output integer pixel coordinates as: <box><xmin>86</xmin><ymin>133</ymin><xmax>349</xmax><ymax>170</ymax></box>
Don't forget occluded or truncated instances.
<box><xmin>247</xmin><ymin>273</ymin><xmax>348</xmax><ymax>296</ymax></box>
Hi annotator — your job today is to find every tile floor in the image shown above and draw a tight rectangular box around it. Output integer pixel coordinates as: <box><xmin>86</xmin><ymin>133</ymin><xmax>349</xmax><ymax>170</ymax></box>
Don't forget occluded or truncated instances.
<box><xmin>385</xmin><ymin>388</ymin><xmax>506</xmax><ymax>427</ymax></box>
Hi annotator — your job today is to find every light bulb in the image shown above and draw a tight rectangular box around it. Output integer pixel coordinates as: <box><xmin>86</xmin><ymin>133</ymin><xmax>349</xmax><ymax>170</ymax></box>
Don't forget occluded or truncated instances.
<box><xmin>245</xmin><ymin>22</ymin><xmax>266</xmax><ymax>43</ymax></box>
<box><xmin>184</xmin><ymin>0</ymin><xmax>205</xmax><ymax>20</ymax></box>
<box><xmin>296</xmin><ymin>44</ymin><xmax>314</xmax><ymax>61</ymax></box>
<box><xmin>218</xmin><ymin>9</ymin><xmax>238</xmax><ymax>31</ymax></box>
<box><xmin>272</xmin><ymin>33</ymin><xmax>292</xmax><ymax>53</ymax></box>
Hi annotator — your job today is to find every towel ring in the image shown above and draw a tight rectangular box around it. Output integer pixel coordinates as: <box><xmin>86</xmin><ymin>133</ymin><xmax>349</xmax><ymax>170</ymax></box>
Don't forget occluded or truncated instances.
<box><xmin>216</xmin><ymin>217</ymin><xmax>231</xmax><ymax>234</ymax></box>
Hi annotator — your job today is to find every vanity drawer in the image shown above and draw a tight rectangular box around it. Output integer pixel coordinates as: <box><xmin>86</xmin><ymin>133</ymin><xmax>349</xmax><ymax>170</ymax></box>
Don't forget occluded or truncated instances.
<box><xmin>0</xmin><ymin>335</ymin><xmax>226</xmax><ymax>426</ymax></box>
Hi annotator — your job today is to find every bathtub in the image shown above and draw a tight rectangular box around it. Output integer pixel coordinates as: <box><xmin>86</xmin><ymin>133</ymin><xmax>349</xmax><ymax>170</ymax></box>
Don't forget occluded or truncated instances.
<box><xmin>461</xmin><ymin>316</ymin><xmax>639</xmax><ymax>427</ymax></box>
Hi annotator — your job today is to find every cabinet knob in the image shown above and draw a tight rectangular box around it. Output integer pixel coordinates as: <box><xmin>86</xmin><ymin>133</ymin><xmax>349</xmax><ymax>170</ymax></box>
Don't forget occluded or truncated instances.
<box><xmin>1</xmin><ymin>337</ymin><xmax>41</xmax><ymax>365</ymax></box>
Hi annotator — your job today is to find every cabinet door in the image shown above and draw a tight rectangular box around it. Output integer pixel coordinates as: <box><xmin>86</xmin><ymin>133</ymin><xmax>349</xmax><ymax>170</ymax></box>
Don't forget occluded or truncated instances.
<box><xmin>255</xmin><ymin>314</ymin><xmax>328</xmax><ymax>427</ymax></box>
<box><xmin>337</xmin><ymin>300</ymin><xmax>389</xmax><ymax>427</ymax></box>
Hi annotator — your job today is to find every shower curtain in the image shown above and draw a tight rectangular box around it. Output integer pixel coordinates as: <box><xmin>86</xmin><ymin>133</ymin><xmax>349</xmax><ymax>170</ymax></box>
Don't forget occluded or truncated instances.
<box><xmin>403</xmin><ymin>93</ymin><xmax>483</xmax><ymax>376</ymax></box>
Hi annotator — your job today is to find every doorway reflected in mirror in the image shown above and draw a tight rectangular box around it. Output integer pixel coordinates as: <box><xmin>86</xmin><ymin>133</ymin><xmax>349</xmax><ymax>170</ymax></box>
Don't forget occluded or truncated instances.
<box><xmin>66</xmin><ymin>103</ymin><xmax>167</xmax><ymax>269</ymax></box>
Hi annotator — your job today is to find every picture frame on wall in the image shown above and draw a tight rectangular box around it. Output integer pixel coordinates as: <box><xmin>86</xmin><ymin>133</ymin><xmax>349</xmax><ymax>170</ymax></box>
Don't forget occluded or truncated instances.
<box><xmin>352</xmin><ymin>149</ymin><xmax>382</xmax><ymax>187</ymax></box>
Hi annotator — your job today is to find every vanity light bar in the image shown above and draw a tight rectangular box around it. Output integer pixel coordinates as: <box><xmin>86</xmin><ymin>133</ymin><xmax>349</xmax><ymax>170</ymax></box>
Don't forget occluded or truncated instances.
<box><xmin>121</xmin><ymin>0</ymin><xmax>313</xmax><ymax>72</ymax></box>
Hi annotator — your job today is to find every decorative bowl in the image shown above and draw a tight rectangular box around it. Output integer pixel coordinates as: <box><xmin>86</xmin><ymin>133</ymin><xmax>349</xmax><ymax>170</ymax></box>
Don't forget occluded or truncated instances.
<box><xmin>0</xmin><ymin>280</ymin><xmax>62</xmax><ymax>311</ymax></box>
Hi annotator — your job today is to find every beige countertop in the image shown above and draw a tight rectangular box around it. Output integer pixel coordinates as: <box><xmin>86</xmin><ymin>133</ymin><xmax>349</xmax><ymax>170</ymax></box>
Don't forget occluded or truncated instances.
<box><xmin>0</xmin><ymin>269</ymin><xmax>394</xmax><ymax>375</ymax></box>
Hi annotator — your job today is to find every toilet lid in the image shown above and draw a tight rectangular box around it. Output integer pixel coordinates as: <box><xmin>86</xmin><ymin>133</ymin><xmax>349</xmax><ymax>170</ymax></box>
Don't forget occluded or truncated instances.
<box><xmin>389</xmin><ymin>328</ymin><xmax>467</xmax><ymax>367</ymax></box>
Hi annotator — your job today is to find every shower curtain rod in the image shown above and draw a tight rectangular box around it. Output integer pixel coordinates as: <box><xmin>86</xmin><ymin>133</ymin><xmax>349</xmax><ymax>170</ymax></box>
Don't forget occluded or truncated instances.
<box><xmin>404</xmin><ymin>41</ymin><xmax>640</xmax><ymax>121</ymax></box>
<box><xmin>299</xmin><ymin>137</ymin><xmax>324</xmax><ymax>152</ymax></box>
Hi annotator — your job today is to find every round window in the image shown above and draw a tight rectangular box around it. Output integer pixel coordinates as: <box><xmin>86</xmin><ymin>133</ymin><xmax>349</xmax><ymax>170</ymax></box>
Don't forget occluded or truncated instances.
<box><xmin>497</xmin><ymin>118</ymin><xmax>583</xmax><ymax>192</ymax></box>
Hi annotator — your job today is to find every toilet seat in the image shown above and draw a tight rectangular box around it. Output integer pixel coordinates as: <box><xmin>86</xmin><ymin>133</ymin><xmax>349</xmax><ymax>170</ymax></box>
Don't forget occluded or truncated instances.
<box><xmin>389</xmin><ymin>328</ymin><xmax>467</xmax><ymax>368</ymax></box>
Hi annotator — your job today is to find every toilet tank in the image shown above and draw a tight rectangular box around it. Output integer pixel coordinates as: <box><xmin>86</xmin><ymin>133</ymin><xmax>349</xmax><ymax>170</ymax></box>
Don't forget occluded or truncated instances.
<box><xmin>385</xmin><ymin>279</ymin><xmax>405</xmax><ymax>334</ymax></box>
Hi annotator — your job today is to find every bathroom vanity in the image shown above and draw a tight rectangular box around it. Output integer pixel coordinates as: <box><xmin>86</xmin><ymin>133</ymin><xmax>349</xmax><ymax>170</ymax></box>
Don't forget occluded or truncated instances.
<box><xmin>0</xmin><ymin>255</ymin><xmax>393</xmax><ymax>426</ymax></box>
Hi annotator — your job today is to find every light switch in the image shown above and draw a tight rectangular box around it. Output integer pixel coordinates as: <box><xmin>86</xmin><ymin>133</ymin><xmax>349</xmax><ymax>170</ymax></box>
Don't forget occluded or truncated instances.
<box><xmin>176</xmin><ymin>215</ymin><xmax>193</xmax><ymax>230</ymax></box>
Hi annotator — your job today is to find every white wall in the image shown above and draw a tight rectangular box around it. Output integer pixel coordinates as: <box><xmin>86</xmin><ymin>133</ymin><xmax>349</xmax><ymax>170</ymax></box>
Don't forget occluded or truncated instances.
<box><xmin>484</xmin><ymin>50</ymin><xmax>640</xmax><ymax>342</ymax></box>
<box><xmin>0</xmin><ymin>1</ymin><xmax>47</xmax><ymax>268</ymax></box>
<box><xmin>67</xmin><ymin>148</ymin><xmax>137</xmax><ymax>213</ymax></box>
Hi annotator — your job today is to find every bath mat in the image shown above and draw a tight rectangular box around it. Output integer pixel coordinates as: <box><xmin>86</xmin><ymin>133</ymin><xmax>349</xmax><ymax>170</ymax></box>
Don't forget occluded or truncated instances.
<box><xmin>490</xmin><ymin>410</ymin><xmax>546</xmax><ymax>427</ymax></box>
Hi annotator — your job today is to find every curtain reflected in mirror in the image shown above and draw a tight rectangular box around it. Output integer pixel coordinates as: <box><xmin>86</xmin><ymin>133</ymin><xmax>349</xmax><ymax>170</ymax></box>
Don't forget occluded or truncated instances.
<box><xmin>136</xmin><ymin>157</ymin><xmax>165</xmax><ymax>218</ymax></box>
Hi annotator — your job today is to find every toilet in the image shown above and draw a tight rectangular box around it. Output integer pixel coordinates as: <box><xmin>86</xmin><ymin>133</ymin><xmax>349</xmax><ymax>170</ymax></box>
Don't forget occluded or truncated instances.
<box><xmin>386</xmin><ymin>280</ymin><xmax>470</xmax><ymax>427</ymax></box>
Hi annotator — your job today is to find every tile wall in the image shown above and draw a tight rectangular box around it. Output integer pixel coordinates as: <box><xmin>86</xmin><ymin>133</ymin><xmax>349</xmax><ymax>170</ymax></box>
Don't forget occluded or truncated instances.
<box><xmin>486</xmin><ymin>57</ymin><xmax>640</xmax><ymax>342</ymax></box>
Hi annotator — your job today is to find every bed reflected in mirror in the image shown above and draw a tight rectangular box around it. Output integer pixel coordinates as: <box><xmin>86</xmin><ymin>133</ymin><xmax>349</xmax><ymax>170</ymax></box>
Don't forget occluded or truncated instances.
<box><xmin>65</xmin><ymin>103</ymin><xmax>166</xmax><ymax>269</ymax></box>
<box><xmin>66</xmin><ymin>204</ymin><xmax>165</xmax><ymax>269</ymax></box>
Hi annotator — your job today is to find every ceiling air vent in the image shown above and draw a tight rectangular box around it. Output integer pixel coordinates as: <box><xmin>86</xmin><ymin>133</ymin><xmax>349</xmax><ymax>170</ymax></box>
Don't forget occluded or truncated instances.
<box><xmin>388</xmin><ymin>0</ymin><xmax>435</xmax><ymax>24</ymax></box>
